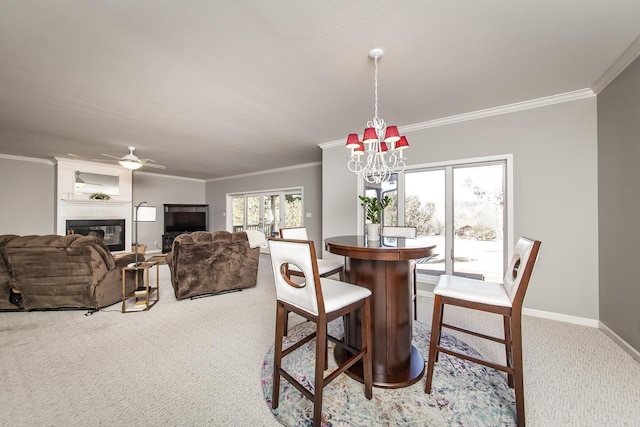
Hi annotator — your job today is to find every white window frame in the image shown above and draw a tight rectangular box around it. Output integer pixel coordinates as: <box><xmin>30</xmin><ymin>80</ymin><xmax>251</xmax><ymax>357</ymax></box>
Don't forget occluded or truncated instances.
<box><xmin>360</xmin><ymin>154</ymin><xmax>513</xmax><ymax>286</ymax></box>
<box><xmin>225</xmin><ymin>186</ymin><xmax>304</xmax><ymax>233</ymax></box>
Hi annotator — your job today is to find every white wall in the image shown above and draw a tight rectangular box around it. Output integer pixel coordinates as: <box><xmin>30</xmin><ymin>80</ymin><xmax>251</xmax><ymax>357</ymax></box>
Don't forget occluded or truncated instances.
<box><xmin>323</xmin><ymin>97</ymin><xmax>599</xmax><ymax>319</ymax></box>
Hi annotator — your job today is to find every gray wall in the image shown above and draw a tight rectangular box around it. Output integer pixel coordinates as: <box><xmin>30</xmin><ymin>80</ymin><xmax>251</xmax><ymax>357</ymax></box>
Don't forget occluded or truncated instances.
<box><xmin>597</xmin><ymin>55</ymin><xmax>640</xmax><ymax>352</ymax></box>
<box><xmin>204</xmin><ymin>163</ymin><xmax>323</xmax><ymax>249</ymax></box>
<box><xmin>0</xmin><ymin>161</ymin><xmax>204</xmax><ymax>253</ymax></box>
<box><xmin>324</xmin><ymin>97</ymin><xmax>599</xmax><ymax>319</ymax></box>
<box><xmin>132</xmin><ymin>172</ymin><xmax>206</xmax><ymax>252</ymax></box>
<box><xmin>0</xmin><ymin>156</ymin><xmax>55</xmax><ymax>235</ymax></box>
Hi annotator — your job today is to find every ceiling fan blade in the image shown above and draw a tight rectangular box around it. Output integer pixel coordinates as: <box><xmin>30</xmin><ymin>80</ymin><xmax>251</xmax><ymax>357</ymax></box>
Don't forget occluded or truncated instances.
<box><xmin>102</xmin><ymin>153</ymin><xmax>123</xmax><ymax>160</ymax></box>
<box><xmin>143</xmin><ymin>163</ymin><xmax>166</xmax><ymax>169</ymax></box>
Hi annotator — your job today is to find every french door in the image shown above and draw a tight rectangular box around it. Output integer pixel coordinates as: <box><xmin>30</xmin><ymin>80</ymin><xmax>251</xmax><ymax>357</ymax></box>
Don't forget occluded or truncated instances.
<box><xmin>360</xmin><ymin>155</ymin><xmax>511</xmax><ymax>285</ymax></box>
<box><xmin>228</xmin><ymin>188</ymin><xmax>303</xmax><ymax>241</ymax></box>
<box><xmin>404</xmin><ymin>157</ymin><xmax>510</xmax><ymax>284</ymax></box>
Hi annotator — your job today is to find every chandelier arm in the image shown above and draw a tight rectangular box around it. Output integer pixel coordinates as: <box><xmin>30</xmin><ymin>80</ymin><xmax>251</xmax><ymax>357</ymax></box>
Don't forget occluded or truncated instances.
<box><xmin>347</xmin><ymin>157</ymin><xmax>363</xmax><ymax>174</ymax></box>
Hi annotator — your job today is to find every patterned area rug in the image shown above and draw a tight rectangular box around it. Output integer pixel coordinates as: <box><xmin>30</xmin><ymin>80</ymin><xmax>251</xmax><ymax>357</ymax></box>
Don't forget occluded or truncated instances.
<box><xmin>261</xmin><ymin>320</ymin><xmax>517</xmax><ymax>426</ymax></box>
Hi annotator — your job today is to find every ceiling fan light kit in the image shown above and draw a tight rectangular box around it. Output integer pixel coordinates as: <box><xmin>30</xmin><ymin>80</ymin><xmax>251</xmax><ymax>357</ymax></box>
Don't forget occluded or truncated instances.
<box><xmin>346</xmin><ymin>48</ymin><xmax>409</xmax><ymax>184</ymax></box>
<box><xmin>119</xmin><ymin>159</ymin><xmax>144</xmax><ymax>170</ymax></box>
<box><xmin>102</xmin><ymin>146</ymin><xmax>165</xmax><ymax>170</ymax></box>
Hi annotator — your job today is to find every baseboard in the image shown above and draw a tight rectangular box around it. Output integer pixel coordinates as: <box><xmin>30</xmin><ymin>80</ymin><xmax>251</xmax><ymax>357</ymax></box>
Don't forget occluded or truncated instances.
<box><xmin>417</xmin><ymin>290</ymin><xmax>640</xmax><ymax>361</ymax></box>
<box><xmin>416</xmin><ymin>289</ymin><xmax>599</xmax><ymax>328</ymax></box>
<box><xmin>599</xmin><ymin>322</ymin><xmax>640</xmax><ymax>362</ymax></box>
<box><xmin>521</xmin><ymin>308</ymin><xmax>599</xmax><ymax>328</ymax></box>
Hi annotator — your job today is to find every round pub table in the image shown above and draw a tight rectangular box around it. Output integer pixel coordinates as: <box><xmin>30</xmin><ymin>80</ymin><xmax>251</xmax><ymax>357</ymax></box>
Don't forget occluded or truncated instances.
<box><xmin>325</xmin><ymin>235</ymin><xmax>435</xmax><ymax>389</ymax></box>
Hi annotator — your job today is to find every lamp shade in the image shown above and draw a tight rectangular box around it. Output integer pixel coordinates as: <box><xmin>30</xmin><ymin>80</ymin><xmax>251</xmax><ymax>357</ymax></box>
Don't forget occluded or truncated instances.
<box><xmin>135</xmin><ymin>206</ymin><xmax>156</xmax><ymax>222</ymax></box>
<box><xmin>119</xmin><ymin>160</ymin><xmax>143</xmax><ymax>170</ymax></box>
<box><xmin>394</xmin><ymin>135</ymin><xmax>410</xmax><ymax>150</ymax></box>
<box><xmin>379</xmin><ymin>141</ymin><xmax>389</xmax><ymax>152</ymax></box>
<box><xmin>345</xmin><ymin>133</ymin><xmax>360</xmax><ymax>149</ymax></box>
<box><xmin>362</xmin><ymin>127</ymin><xmax>378</xmax><ymax>144</ymax></box>
<box><xmin>383</xmin><ymin>125</ymin><xmax>401</xmax><ymax>143</ymax></box>
<box><xmin>354</xmin><ymin>142</ymin><xmax>365</xmax><ymax>155</ymax></box>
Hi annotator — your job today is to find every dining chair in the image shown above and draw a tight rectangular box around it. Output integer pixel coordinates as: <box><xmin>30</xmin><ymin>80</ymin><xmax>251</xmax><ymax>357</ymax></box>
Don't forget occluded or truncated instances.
<box><xmin>280</xmin><ymin>227</ymin><xmax>345</xmax><ymax>333</ymax></box>
<box><xmin>424</xmin><ymin>237</ymin><xmax>541</xmax><ymax>427</ymax></box>
<box><xmin>381</xmin><ymin>226</ymin><xmax>420</xmax><ymax>320</ymax></box>
<box><xmin>279</xmin><ymin>227</ymin><xmax>345</xmax><ymax>280</ymax></box>
<box><xmin>268</xmin><ymin>238</ymin><xmax>373</xmax><ymax>426</ymax></box>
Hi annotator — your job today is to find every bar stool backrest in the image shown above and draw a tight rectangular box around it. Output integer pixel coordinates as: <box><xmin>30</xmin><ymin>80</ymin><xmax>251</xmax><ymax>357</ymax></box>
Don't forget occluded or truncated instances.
<box><xmin>268</xmin><ymin>238</ymin><xmax>324</xmax><ymax>316</ymax></box>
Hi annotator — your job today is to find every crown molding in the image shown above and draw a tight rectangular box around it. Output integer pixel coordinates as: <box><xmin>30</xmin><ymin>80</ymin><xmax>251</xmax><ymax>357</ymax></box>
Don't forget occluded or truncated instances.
<box><xmin>319</xmin><ymin>89</ymin><xmax>595</xmax><ymax>150</ymax></box>
<box><xmin>0</xmin><ymin>153</ymin><xmax>52</xmax><ymax>165</ymax></box>
<box><xmin>206</xmin><ymin>161</ymin><xmax>321</xmax><ymax>182</ymax></box>
<box><xmin>591</xmin><ymin>33</ymin><xmax>640</xmax><ymax>94</ymax></box>
<box><xmin>134</xmin><ymin>170</ymin><xmax>206</xmax><ymax>183</ymax></box>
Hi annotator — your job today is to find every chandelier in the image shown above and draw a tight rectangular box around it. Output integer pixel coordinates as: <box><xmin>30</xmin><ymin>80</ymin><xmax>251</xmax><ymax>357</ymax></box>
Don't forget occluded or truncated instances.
<box><xmin>346</xmin><ymin>48</ymin><xmax>409</xmax><ymax>184</ymax></box>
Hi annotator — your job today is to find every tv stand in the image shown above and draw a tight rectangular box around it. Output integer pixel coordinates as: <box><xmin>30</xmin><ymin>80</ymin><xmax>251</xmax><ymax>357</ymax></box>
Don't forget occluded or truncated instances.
<box><xmin>162</xmin><ymin>204</ymin><xmax>209</xmax><ymax>253</ymax></box>
<box><xmin>162</xmin><ymin>232</ymin><xmax>184</xmax><ymax>253</ymax></box>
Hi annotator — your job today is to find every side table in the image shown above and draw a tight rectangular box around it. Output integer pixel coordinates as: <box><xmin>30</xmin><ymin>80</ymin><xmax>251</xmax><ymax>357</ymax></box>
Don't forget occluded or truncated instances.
<box><xmin>121</xmin><ymin>261</ymin><xmax>159</xmax><ymax>313</ymax></box>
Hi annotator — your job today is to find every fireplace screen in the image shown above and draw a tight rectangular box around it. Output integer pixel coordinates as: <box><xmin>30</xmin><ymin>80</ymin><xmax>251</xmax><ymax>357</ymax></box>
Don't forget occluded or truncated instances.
<box><xmin>66</xmin><ymin>219</ymin><xmax>125</xmax><ymax>252</ymax></box>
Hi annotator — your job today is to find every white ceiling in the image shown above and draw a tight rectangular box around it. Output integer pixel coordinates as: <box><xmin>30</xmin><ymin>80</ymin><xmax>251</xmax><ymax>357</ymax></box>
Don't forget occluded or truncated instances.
<box><xmin>1</xmin><ymin>1</ymin><xmax>639</xmax><ymax>179</ymax></box>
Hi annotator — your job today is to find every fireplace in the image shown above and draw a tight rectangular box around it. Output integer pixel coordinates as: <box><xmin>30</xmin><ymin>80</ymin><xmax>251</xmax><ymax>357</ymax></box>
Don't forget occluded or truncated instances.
<box><xmin>66</xmin><ymin>219</ymin><xmax>126</xmax><ymax>252</ymax></box>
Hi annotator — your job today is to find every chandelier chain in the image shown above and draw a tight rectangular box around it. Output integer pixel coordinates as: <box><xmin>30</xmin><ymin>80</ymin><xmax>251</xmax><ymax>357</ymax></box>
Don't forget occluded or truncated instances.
<box><xmin>373</xmin><ymin>55</ymin><xmax>379</xmax><ymax>121</ymax></box>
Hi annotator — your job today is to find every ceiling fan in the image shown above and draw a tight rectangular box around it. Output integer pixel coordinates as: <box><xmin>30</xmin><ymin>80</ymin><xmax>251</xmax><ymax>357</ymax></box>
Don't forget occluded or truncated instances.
<box><xmin>101</xmin><ymin>146</ymin><xmax>166</xmax><ymax>170</ymax></box>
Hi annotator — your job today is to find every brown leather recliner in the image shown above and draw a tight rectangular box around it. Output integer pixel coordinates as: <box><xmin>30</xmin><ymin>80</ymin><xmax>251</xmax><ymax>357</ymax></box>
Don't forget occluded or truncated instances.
<box><xmin>166</xmin><ymin>231</ymin><xmax>260</xmax><ymax>300</ymax></box>
<box><xmin>0</xmin><ymin>234</ymin><xmax>140</xmax><ymax>310</ymax></box>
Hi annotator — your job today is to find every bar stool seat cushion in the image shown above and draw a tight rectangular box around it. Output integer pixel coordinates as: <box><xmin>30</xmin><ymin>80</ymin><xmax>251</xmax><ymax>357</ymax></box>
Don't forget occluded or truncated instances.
<box><xmin>435</xmin><ymin>275</ymin><xmax>511</xmax><ymax>307</ymax></box>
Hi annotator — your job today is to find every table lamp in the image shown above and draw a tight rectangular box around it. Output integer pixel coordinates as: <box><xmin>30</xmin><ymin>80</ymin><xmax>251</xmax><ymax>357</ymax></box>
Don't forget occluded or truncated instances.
<box><xmin>134</xmin><ymin>201</ymin><xmax>156</xmax><ymax>266</ymax></box>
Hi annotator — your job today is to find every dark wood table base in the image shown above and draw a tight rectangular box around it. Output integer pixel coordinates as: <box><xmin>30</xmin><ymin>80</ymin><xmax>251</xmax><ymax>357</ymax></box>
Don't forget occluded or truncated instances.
<box><xmin>325</xmin><ymin>235</ymin><xmax>435</xmax><ymax>389</ymax></box>
<box><xmin>334</xmin><ymin>344</ymin><xmax>425</xmax><ymax>388</ymax></box>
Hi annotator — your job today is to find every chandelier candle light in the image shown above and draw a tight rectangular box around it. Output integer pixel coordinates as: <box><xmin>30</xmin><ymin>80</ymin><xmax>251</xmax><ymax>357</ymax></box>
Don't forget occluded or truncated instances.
<box><xmin>346</xmin><ymin>48</ymin><xmax>409</xmax><ymax>184</ymax></box>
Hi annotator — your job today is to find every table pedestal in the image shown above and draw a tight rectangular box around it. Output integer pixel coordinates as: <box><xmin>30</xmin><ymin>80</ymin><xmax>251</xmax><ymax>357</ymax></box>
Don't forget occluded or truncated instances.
<box><xmin>334</xmin><ymin>344</ymin><xmax>424</xmax><ymax>389</ymax></box>
<box><xmin>334</xmin><ymin>257</ymin><xmax>425</xmax><ymax>388</ymax></box>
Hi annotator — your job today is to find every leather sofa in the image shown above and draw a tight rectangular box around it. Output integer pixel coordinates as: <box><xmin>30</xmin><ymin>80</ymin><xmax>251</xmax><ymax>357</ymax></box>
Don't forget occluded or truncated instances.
<box><xmin>166</xmin><ymin>231</ymin><xmax>260</xmax><ymax>300</ymax></box>
<box><xmin>0</xmin><ymin>234</ymin><xmax>140</xmax><ymax>311</ymax></box>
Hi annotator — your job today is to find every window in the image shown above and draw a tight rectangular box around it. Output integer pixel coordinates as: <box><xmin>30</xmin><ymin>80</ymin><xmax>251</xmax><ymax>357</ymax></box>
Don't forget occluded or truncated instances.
<box><xmin>359</xmin><ymin>155</ymin><xmax>511</xmax><ymax>285</ymax></box>
<box><xmin>405</xmin><ymin>158</ymin><xmax>509</xmax><ymax>284</ymax></box>
<box><xmin>363</xmin><ymin>174</ymin><xmax>398</xmax><ymax>227</ymax></box>
<box><xmin>228</xmin><ymin>188</ymin><xmax>303</xmax><ymax>241</ymax></box>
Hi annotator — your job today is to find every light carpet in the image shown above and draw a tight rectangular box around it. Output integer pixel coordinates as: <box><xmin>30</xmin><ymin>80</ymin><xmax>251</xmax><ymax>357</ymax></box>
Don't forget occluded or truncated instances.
<box><xmin>2</xmin><ymin>254</ymin><xmax>640</xmax><ymax>426</ymax></box>
<box><xmin>262</xmin><ymin>319</ymin><xmax>517</xmax><ymax>426</ymax></box>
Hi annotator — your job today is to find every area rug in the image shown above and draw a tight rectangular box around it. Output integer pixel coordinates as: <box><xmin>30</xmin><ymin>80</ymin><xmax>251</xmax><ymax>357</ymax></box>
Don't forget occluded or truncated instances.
<box><xmin>261</xmin><ymin>320</ymin><xmax>517</xmax><ymax>426</ymax></box>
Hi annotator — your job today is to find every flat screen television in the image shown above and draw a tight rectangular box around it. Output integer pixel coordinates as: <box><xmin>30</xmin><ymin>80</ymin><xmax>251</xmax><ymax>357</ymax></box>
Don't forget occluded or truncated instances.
<box><xmin>164</xmin><ymin>204</ymin><xmax>208</xmax><ymax>233</ymax></box>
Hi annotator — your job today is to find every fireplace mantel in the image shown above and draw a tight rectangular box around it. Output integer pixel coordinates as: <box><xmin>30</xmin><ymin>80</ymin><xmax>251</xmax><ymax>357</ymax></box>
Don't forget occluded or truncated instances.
<box><xmin>53</xmin><ymin>158</ymin><xmax>133</xmax><ymax>252</ymax></box>
<box><xmin>59</xmin><ymin>199</ymin><xmax>132</xmax><ymax>205</ymax></box>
